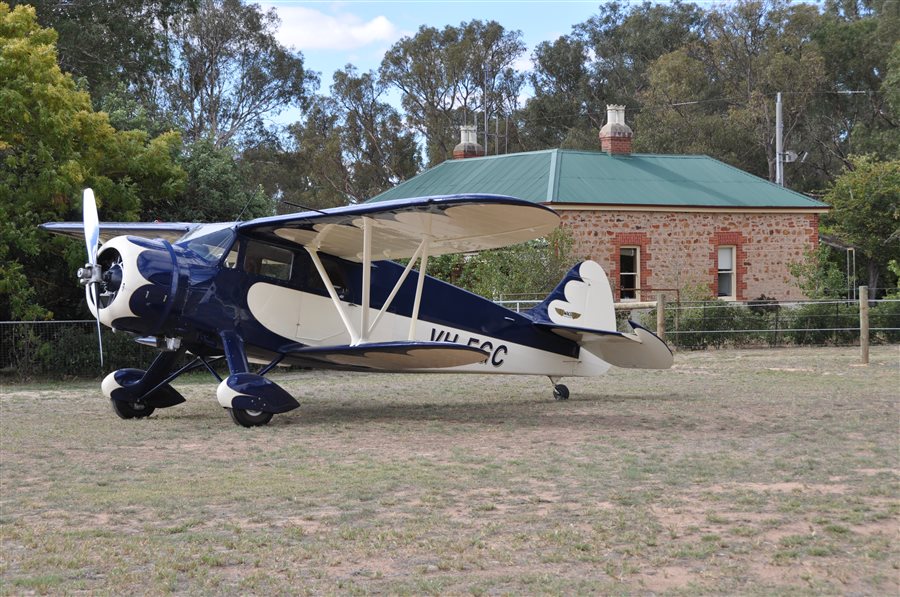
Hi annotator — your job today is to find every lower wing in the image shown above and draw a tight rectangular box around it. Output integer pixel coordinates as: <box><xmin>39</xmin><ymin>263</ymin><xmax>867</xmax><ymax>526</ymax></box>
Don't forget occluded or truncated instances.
<box><xmin>281</xmin><ymin>341</ymin><xmax>489</xmax><ymax>370</ymax></box>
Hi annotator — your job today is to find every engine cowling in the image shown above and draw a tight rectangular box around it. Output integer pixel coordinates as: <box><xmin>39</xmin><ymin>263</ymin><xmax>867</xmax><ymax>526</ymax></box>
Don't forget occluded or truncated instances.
<box><xmin>87</xmin><ymin>236</ymin><xmax>181</xmax><ymax>336</ymax></box>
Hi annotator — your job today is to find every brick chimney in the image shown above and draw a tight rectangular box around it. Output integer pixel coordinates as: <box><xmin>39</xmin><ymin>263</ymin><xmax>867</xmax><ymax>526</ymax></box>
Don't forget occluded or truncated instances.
<box><xmin>599</xmin><ymin>104</ymin><xmax>633</xmax><ymax>155</ymax></box>
<box><xmin>453</xmin><ymin>125</ymin><xmax>485</xmax><ymax>159</ymax></box>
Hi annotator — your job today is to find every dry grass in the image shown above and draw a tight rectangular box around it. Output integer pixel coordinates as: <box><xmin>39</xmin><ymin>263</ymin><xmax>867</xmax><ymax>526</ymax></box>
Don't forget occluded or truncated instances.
<box><xmin>1</xmin><ymin>345</ymin><xmax>898</xmax><ymax>595</ymax></box>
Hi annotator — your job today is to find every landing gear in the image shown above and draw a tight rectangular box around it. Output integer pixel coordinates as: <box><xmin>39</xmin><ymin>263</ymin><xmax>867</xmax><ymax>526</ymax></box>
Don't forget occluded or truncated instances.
<box><xmin>553</xmin><ymin>384</ymin><xmax>570</xmax><ymax>401</ymax></box>
<box><xmin>228</xmin><ymin>408</ymin><xmax>274</xmax><ymax>428</ymax></box>
<box><xmin>110</xmin><ymin>399</ymin><xmax>156</xmax><ymax>419</ymax></box>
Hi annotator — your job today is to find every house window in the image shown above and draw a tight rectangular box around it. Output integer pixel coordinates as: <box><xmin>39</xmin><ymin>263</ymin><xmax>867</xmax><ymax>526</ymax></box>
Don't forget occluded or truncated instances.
<box><xmin>717</xmin><ymin>246</ymin><xmax>736</xmax><ymax>299</ymax></box>
<box><xmin>619</xmin><ymin>247</ymin><xmax>640</xmax><ymax>300</ymax></box>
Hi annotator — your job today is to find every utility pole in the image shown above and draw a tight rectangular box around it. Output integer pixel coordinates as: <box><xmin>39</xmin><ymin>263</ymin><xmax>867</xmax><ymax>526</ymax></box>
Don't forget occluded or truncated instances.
<box><xmin>776</xmin><ymin>92</ymin><xmax>784</xmax><ymax>186</ymax></box>
<box><xmin>484</xmin><ymin>68</ymin><xmax>489</xmax><ymax>153</ymax></box>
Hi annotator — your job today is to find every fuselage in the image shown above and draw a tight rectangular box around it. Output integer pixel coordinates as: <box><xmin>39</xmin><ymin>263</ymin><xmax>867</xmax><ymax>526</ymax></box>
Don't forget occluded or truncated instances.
<box><xmin>89</xmin><ymin>224</ymin><xmax>610</xmax><ymax>378</ymax></box>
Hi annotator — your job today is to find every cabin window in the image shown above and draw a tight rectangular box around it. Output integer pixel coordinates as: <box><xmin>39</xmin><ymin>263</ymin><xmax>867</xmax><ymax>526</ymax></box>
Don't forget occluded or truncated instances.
<box><xmin>717</xmin><ymin>246</ymin><xmax>736</xmax><ymax>299</ymax></box>
<box><xmin>243</xmin><ymin>241</ymin><xmax>293</xmax><ymax>282</ymax></box>
<box><xmin>223</xmin><ymin>247</ymin><xmax>238</xmax><ymax>269</ymax></box>
<box><xmin>619</xmin><ymin>247</ymin><xmax>640</xmax><ymax>300</ymax></box>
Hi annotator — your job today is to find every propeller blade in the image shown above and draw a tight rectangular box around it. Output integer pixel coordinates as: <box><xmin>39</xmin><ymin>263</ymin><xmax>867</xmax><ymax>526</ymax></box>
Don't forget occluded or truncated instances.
<box><xmin>90</xmin><ymin>282</ymin><xmax>104</xmax><ymax>369</ymax></box>
<box><xmin>83</xmin><ymin>188</ymin><xmax>99</xmax><ymax>265</ymax></box>
<box><xmin>83</xmin><ymin>188</ymin><xmax>103</xmax><ymax>368</ymax></box>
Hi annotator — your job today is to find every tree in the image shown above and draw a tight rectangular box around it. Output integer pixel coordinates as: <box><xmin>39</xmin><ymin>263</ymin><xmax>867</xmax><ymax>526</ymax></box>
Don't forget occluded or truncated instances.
<box><xmin>0</xmin><ymin>3</ymin><xmax>185</xmax><ymax>320</ymax></box>
<box><xmin>636</xmin><ymin>0</ymin><xmax>828</xmax><ymax>182</ymax></box>
<box><xmin>809</xmin><ymin>0</ymin><xmax>899</xmax><ymax>171</ymax></box>
<box><xmin>519</xmin><ymin>1</ymin><xmax>702</xmax><ymax>151</ymax></box>
<box><xmin>13</xmin><ymin>0</ymin><xmax>192</xmax><ymax>104</ymax></box>
<box><xmin>427</xmin><ymin>229</ymin><xmax>576</xmax><ymax>300</ymax></box>
<box><xmin>281</xmin><ymin>68</ymin><xmax>421</xmax><ymax>207</ymax></box>
<box><xmin>327</xmin><ymin>67</ymin><xmax>421</xmax><ymax>202</ymax></box>
<box><xmin>822</xmin><ymin>155</ymin><xmax>900</xmax><ymax>293</ymax></box>
<box><xmin>518</xmin><ymin>36</ymin><xmax>592</xmax><ymax>150</ymax></box>
<box><xmin>380</xmin><ymin>20</ymin><xmax>525</xmax><ymax>166</ymax></box>
<box><xmin>164</xmin><ymin>0</ymin><xmax>317</xmax><ymax>148</ymax></box>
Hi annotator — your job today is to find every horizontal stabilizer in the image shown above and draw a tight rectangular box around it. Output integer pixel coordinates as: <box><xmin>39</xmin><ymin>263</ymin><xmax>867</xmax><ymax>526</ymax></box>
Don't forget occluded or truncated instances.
<box><xmin>282</xmin><ymin>341</ymin><xmax>489</xmax><ymax>370</ymax></box>
<box><xmin>537</xmin><ymin>321</ymin><xmax>673</xmax><ymax>370</ymax></box>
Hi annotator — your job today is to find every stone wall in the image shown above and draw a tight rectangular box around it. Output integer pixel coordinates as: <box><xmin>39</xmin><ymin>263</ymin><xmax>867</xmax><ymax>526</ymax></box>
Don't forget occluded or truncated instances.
<box><xmin>558</xmin><ymin>209</ymin><xmax>820</xmax><ymax>301</ymax></box>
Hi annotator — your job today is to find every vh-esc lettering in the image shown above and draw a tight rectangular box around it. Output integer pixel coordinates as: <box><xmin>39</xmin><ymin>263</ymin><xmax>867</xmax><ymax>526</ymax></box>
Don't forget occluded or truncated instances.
<box><xmin>430</xmin><ymin>328</ymin><xmax>508</xmax><ymax>367</ymax></box>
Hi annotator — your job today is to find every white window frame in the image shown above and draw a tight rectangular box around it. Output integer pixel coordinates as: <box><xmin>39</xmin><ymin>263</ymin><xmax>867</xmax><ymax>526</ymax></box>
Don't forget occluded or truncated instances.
<box><xmin>619</xmin><ymin>246</ymin><xmax>640</xmax><ymax>301</ymax></box>
<box><xmin>717</xmin><ymin>245</ymin><xmax>736</xmax><ymax>300</ymax></box>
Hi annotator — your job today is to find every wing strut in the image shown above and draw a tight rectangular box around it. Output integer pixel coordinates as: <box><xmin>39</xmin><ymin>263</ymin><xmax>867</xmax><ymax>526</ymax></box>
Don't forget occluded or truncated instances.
<box><xmin>408</xmin><ymin>214</ymin><xmax>432</xmax><ymax>341</ymax></box>
<box><xmin>305</xmin><ymin>224</ymin><xmax>360</xmax><ymax>345</ymax></box>
<box><xmin>305</xmin><ymin>215</ymin><xmax>434</xmax><ymax>347</ymax></box>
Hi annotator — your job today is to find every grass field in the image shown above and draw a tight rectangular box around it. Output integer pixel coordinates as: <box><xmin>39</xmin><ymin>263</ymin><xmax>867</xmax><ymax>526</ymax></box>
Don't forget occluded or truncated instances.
<box><xmin>1</xmin><ymin>345</ymin><xmax>898</xmax><ymax>595</ymax></box>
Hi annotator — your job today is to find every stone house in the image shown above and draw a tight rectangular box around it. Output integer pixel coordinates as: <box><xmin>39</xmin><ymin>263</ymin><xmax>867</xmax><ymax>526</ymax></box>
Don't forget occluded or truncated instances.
<box><xmin>369</xmin><ymin>108</ymin><xmax>828</xmax><ymax>301</ymax></box>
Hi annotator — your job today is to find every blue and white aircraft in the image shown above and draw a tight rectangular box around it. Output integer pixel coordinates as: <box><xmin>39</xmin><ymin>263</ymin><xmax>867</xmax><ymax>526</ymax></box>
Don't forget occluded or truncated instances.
<box><xmin>41</xmin><ymin>190</ymin><xmax>673</xmax><ymax>427</ymax></box>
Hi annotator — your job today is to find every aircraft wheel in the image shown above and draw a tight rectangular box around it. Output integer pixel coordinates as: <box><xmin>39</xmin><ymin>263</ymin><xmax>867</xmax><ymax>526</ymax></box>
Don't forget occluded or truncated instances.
<box><xmin>552</xmin><ymin>384</ymin><xmax>570</xmax><ymax>401</ymax></box>
<box><xmin>110</xmin><ymin>399</ymin><xmax>156</xmax><ymax>419</ymax></box>
<box><xmin>229</xmin><ymin>408</ymin><xmax>273</xmax><ymax>428</ymax></box>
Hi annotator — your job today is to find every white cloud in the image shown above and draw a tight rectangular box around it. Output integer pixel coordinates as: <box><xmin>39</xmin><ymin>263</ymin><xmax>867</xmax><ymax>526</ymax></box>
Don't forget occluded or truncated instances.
<box><xmin>264</xmin><ymin>4</ymin><xmax>402</xmax><ymax>51</ymax></box>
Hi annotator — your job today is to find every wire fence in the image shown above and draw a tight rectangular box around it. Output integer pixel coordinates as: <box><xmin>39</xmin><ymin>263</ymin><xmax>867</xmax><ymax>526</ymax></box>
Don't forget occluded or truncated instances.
<box><xmin>2</xmin><ymin>296</ymin><xmax>898</xmax><ymax>380</ymax></box>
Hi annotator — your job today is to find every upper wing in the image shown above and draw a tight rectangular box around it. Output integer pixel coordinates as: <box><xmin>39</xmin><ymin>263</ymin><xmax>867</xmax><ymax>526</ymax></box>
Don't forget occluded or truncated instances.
<box><xmin>40</xmin><ymin>222</ymin><xmax>196</xmax><ymax>243</ymax></box>
<box><xmin>239</xmin><ymin>194</ymin><xmax>560</xmax><ymax>261</ymax></box>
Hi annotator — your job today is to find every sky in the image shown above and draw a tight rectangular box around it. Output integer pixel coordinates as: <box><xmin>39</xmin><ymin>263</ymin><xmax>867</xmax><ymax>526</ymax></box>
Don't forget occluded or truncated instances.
<box><xmin>257</xmin><ymin>0</ymin><xmax>608</xmax><ymax>121</ymax></box>
<box><xmin>258</xmin><ymin>0</ymin><xmax>604</xmax><ymax>80</ymax></box>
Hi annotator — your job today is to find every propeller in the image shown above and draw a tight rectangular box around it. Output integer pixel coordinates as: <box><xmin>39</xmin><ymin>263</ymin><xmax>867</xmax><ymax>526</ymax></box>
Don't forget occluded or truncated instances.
<box><xmin>78</xmin><ymin>189</ymin><xmax>104</xmax><ymax>368</ymax></box>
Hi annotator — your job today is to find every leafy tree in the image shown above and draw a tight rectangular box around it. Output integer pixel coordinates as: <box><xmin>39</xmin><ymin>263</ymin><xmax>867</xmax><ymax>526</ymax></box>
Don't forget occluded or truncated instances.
<box><xmin>822</xmin><ymin>155</ymin><xmax>900</xmax><ymax>293</ymax></box>
<box><xmin>12</xmin><ymin>0</ymin><xmax>192</xmax><ymax>104</ymax></box>
<box><xmin>637</xmin><ymin>0</ymin><xmax>828</xmax><ymax>182</ymax></box>
<box><xmin>275</xmin><ymin>67</ymin><xmax>421</xmax><ymax>208</ymax></box>
<box><xmin>428</xmin><ymin>229</ymin><xmax>577</xmax><ymax>300</ymax></box>
<box><xmin>519</xmin><ymin>1</ymin><xmax>702</xmax><ymax>151</ymax></box>
<box><xmin>811</xmin><ymin>0</ymin><xmax>899</xmax><ymax>166</ymax></box>
<box><xmin>575</xmin><ymin>0</ymin><xmax>703</xmax><ymax>107</ymax></box>
<box><xmin>146</xmin><ymin>139</ymin><xmax>272</xmax><ymax>223</ymax></box>
<box><xmin>164</xmin><ymin>0</ymin><xmax>317</xmax><ymax>148</ymax></box>
<box><xmin>789</xmin><ymin>246</ymin><xmax>848</xmax><ymax>298</ymax></box>
<box><xmin>325</xmin><ymin>67</ymin><xmax>420</xmax><ymax>202</ymax></box>
<box><xmin>518</xmin><ymin>36</ymin><xmax>592</xmax><ymax>150</ymax></box>
<box><xmin>380</xmin><ymin>20</ymin><xmax>525</xmax><ymax>166</ymax></box>
<box><xmin>0</xmin><ymin>3</ymin><xmax>185</xmax><ymax>320</ymax></box>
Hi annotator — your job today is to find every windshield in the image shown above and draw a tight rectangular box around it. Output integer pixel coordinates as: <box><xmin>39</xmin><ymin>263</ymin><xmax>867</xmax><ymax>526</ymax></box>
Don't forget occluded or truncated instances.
<box><xmin>178</xmin><ymin>223</ymin><xmax>237</xmax><ymax>263</ymax></box>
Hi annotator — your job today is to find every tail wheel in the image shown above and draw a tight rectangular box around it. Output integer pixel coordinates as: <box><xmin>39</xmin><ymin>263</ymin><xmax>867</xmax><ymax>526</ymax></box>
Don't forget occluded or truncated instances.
<box><xmin>229</xmin><ymin>408</ymin><xmax>273</xmax><ymax>427</ymax></box>
<box><xmin>553</xmin><ymin>384</ymin><xmax>570</xmax><ymax>401</ymax></box>
<box><xmin>110</xmin><ymin>399</ymin><xmax>156</xmax><ymax>419</ymax></box>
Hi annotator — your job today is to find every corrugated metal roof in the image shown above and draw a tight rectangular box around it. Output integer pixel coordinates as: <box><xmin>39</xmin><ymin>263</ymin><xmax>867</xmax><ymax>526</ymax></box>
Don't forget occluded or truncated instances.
<box><xmin>368</xmin><ymin>149</ymin><xmax>828</xmax><ymax>209</ymax></box>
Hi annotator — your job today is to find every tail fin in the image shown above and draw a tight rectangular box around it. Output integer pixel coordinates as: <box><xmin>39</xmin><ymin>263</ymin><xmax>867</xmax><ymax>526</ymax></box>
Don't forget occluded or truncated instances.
<box><xmin>528</xmin><ymin>261</ymin><xmax>673</xmax><ymax>370</ymax></box>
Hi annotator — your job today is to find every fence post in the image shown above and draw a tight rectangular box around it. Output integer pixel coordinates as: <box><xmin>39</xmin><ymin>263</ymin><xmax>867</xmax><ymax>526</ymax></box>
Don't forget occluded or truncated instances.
<box><xmin>656</xmin><ymin>293</ymin><xmax>666</xmax><ymax>341</ymax></box>
<box><xmin>859</xmin><ymin>286</ymin><xmax>869</xmax><ymax>364</ymax></box>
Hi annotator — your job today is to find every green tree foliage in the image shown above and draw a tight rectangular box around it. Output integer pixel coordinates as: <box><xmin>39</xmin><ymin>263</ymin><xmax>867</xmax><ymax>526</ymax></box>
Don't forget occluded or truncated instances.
<box><xmin>293</xmin><ymin>67</ymin><xmax>420</xmax><ymax>205</ymax></box>
<box><xmin>380</xmin><ymin>20</ymin><xmax>525</xmax><ymax>166</ymax></box>
<box><xmin>13</xmin><ymin>0</ymin><xmax>192</xmax><ymax>104</ymax></box>
<box><xmin>519</xmin><ymin>1</ymin><xmax>702</xmax><ymax>151</ymax></box>
<box><xmin>813</xmin><ymin>1</ymin><xmax>899</xmax><ymax>163</ymax></box>
<box><xmin>789</xmin><ymin>246</ymin><xmax>848</xmax><ymax>298</ymax></box>
<box><xmin>427</xmin><ymin>229</ymin><xmax>576</xmax><ymax>300</ymax></box>
<box><xmin>144</xmin><ymin>139</ymin><xmax>272</xmax><ymax>223</ymax></box>
<box><xmin>518</xmin><ymin>36</ymin><xmax>592</xmax><ymax>150</ymax></box>
<box><xmin>0</xmin><ymin>3</ymin><xmax>185</xmax><ymax>320</ymax></box>
<box><xmin>164</xmin><ymin>0</ymin><xmax>317</xmax><ymax>148</ymax></box>
<box><xmin>636</xmin><ymin>0</ymin><xmax>828</xmax><ymax>182</ymax></box>
<box><xmin>822</xmin><ymin>155</ymin><xmax>900</xmax><ymax>292</ymax></box>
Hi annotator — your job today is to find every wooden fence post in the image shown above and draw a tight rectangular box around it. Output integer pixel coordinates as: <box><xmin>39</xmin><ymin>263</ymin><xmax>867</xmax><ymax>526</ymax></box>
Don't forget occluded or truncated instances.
<box><xmin>656</xmin><ymin>293</ymin><xmax>666</xmax><ymax>341</ymax></box>
<box><xmin>859</xmin><ymin>285</ymin><xmax>869</xmax><ymax>365</ymax></box>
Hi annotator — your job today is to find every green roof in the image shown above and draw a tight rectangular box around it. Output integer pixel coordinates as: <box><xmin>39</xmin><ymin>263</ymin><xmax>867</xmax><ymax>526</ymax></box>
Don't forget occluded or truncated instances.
<box><xmin>368</xmin><ymin>149</ymin><xmax>828</xmax><ymax>210</ymax></box>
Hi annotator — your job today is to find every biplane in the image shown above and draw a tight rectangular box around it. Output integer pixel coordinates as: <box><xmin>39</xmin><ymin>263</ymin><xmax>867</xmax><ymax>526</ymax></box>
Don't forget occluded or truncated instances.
<box><xmin>40</xmin><ymin>190</ymin><xmax>673</xmax><ymax>427</ymax></box>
